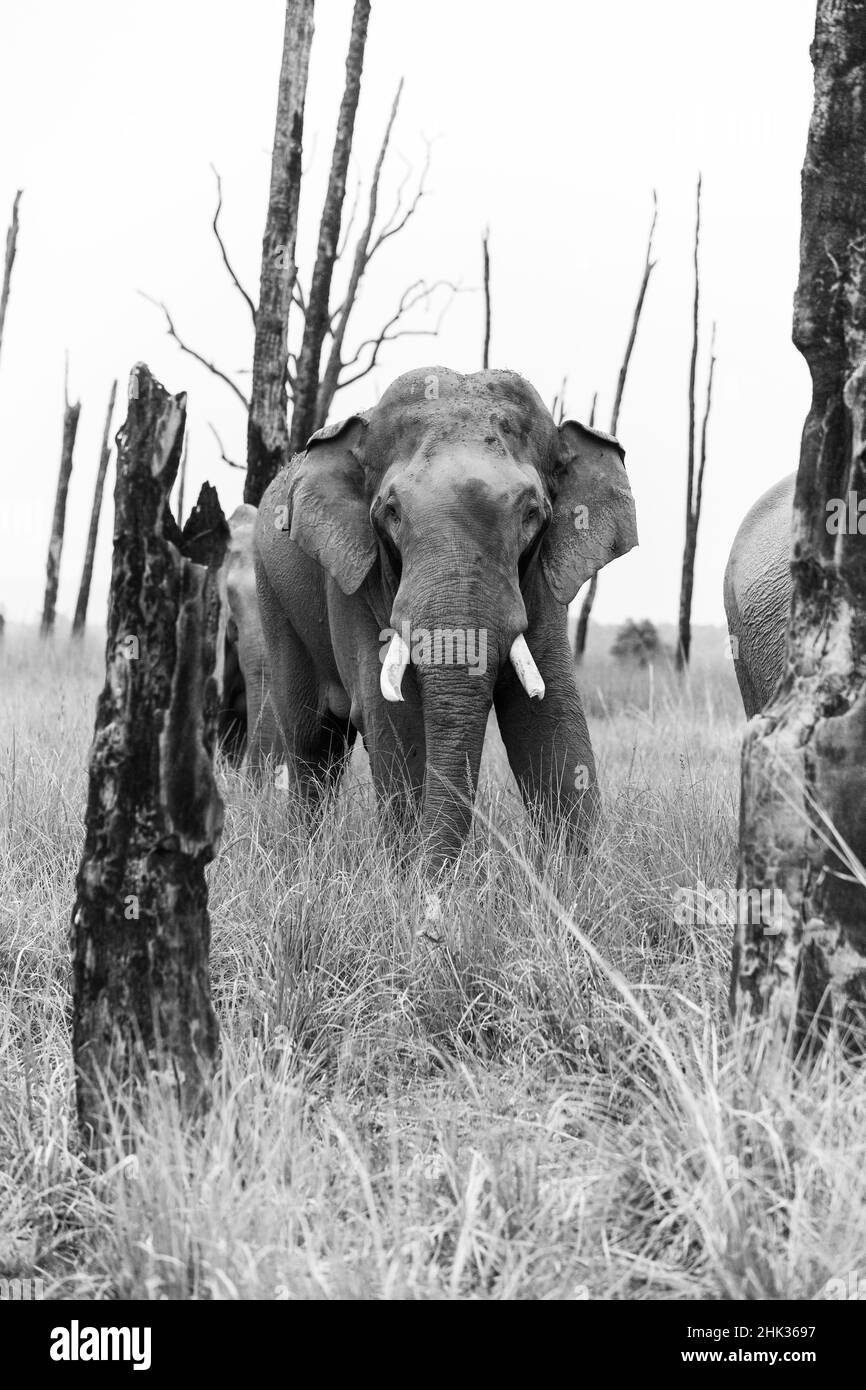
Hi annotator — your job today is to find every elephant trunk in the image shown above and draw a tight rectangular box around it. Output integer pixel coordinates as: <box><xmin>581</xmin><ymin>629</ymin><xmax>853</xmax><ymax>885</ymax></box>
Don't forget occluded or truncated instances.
<box><xmin>415</xmin><ymin>662</ymin><xmax>494</xmax><ymax>870</ymax></box>
<box><xmin>390</xmin><ymin>548</ymin><xmax>528</xmax><ymax>867</ymax></box>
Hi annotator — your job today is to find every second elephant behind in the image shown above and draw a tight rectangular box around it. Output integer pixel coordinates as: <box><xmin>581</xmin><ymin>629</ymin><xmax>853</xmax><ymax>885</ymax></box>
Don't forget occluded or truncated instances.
<box><xmin>723</xmin><ymin>473</ymin><xmax>795</xmax><ymax>717</ymax></box>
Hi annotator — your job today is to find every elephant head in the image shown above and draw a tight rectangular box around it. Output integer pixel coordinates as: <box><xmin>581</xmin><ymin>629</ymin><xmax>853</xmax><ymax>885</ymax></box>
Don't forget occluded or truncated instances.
<box><xmin>284</xmin><ymin>367</ymin><xmax>636</xmax><ymax>860</ymax></box>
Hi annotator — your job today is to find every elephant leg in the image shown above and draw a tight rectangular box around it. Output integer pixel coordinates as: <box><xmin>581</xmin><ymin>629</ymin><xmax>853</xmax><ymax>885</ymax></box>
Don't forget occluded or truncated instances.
<box><xmin>252</xmin><ymin>559</ymin><xmax>321</xmax><ymax>792</ymax></box>
<box><xmin>494</xmin><ymin>638</ymin><xmax>599</xmax><ymax>847</ymax></box>
<box><xmin>361</xmin><ymin>674</ymin><xmax>426</xmax><ymax>841</ymax></box>
<box><xmin>305</xmin><ymin>707</ymin><xmax>358</xmax><ymax>792</ymax></box>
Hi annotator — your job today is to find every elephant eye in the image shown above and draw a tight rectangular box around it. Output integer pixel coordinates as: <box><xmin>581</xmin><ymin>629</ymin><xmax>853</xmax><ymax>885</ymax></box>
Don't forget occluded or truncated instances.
<box><xmin>381</xmin><ymin>500</ymin><xmax>400</xmax><ymax>526</ymax></box>
<box><xmin>524</xmin><ymin>505</ymin><xmax>541</xmax><ymax>526</ymax></box>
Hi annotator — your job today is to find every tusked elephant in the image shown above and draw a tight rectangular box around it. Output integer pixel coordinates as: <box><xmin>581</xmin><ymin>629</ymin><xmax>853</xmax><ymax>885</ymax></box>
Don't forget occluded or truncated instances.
<box><xmin>723</xmin><ymin>473</ymin><xmax>795</xmax><ymax>717</ymax></box>
<box><xmin>253</xmin><ymin>367</ymin><xmax>638</xmax><ymax>868</ymax></box>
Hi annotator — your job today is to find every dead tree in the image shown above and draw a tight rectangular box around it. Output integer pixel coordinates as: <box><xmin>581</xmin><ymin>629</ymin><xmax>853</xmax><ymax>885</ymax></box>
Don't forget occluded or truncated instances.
<box><xmin>0</xmin><ymin>190</ymin><xmax>22</xmax><ymax>370</ymax></box>
<box><xmin>482</xmin><ymin>227</ymin><xmax>491</xmax><ymax>368</ymax></box>
<box><xmin>245</xmin><ymin>0</ymin><xmax>314</xmax><ymax>506</ymax></box>
<box><xmin>72</xmin><ymin>364</ymin><xmax>226</xmax><ymax>1141</ymax></box>
<box><xmin>733</xmin><ymin>0</ymin><xmax>866</xmax><ymax>1047</ymax></box>
<box><xmin>41</xmin><ymin>360</ymin><xmax>81</xmax><ymax>636</ymax></box>
<box><xmin>574</xmin><ymin>195</ymin><xmax>657</xmax><ymax>660</ymax></box>
<box><xmin>72</xmin><ymin>380</ymin><xmax>117</xmax><ymax>638</ymax></box>
<box><xmin>289</xmin><ymin>0</ymin><xmax>371</xmax><ymax>454</ymax></box>
<box><xmin>144</xmin><ymin>0</ymin><xmax>449</xmax><ymax>503</ymax></box>
<box><xmin>676</xmin><ymin>176</ymin><xmax>716</xmax><ymax>671</ymax></box>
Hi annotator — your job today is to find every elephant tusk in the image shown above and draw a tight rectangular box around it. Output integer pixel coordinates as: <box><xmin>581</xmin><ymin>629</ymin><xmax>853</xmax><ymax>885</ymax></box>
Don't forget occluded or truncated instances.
<box><xmin>381</xmin><ymin>631</ymin><xmax>411</xmax><ymax>702</ymax></box>
<box><xmin>510</xmin><ymin>635</ymin><xmax>545</xmax><ymax>700</ymax></box>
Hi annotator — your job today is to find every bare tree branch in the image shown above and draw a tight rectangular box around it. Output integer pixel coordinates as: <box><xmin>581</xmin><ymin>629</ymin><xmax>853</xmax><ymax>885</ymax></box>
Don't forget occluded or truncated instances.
<box><xmin>139</xmin><ymin>291</ymin><xmax>250</xmax><ymax>409</ymax></box>
<box><xmin>575</xmin><ymin>194</ymin><xmax>658</xmax><ymax>661</ymax></box>
<box><xmin>210</xmin><ymin>164</ymin><xmax>257</xmax><ymax>326</ymax></box>
<box><xmin>72</xmin><ymin>379</ymin><xmax>117</xmax><ymax>638</ymax></box>
<box><xmin>550</xmin><ymin>375</ymin><xmax>568</xmax><ymax>424</ymax></box>
<box><xmin>610</xmin><ymin>189</ymin><xmax>658</xmax><ymax>433</ymax></box>
<box><xmin>209</xmin><ymin>421</ymin><xmax>244</xmax><ymax>470</ymax></box>
<box><xmin>369</xmin><ymin>139</ymin><xmax>432</xmax><ymax>254</ymax></box>
<box><xmin>335</xmin><ymin>278</ymin><xmax>459</xmax><ymax>390</ymax></box>
<box><xmin>693</xmin><ymin>321</ymin><xmax>716</xmax><ymax>530</ymax></box>
<box><xmin>315</xmin><ymin>77</ymin><xmax>404</xmax><ymax>429</ymax></box>
<box><xmin>676</xmin><ymin>174</ymin><xmax>704</xmax><ymax>671</ymax></box>
<box><xmin>336</xmin><ymin>171</ymin><xmax>361</xmax><ymax>259</ymax></box>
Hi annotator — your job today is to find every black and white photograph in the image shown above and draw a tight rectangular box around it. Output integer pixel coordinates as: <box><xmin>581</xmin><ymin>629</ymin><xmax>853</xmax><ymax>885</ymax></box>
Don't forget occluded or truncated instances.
<box><xmin>1</xmin><ymin>0</ymin><xmax>865</xmax><ymax>1344</ymax></box>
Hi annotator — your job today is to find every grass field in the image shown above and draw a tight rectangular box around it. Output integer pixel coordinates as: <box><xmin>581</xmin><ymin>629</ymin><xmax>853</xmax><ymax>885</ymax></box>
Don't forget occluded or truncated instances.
<box><xmin>2</xmin><ymin>630</ymin><xmax>865</xmax><ymax>1300</ymax></box>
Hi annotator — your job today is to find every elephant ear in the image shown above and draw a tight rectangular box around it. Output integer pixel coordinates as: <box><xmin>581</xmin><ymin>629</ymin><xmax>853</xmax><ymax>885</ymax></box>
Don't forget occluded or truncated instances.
<box><xmin>541</xmin><ymin>420</ymin><xmax>638</xmax><ymax>606</ymax></box>
<box><xmin>286</xmin><ymin>413</ymin><xmax>375</xmax><ymax>595</ymax></box>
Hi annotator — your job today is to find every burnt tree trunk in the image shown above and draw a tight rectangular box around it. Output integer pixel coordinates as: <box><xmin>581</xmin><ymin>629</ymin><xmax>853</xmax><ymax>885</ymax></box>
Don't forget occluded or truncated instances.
<box><xmin>41</xmin><ymin>362</ymin><xmax>81</xmax><ymax>636</ymax></box>
<box><xmin>733</xmin><ymin>0</ymin><xmax>866</xmax><ymax>1046</ymax></box>
<box><xmin>0</xmin><ymin>190</ymin><xmax>22</xmax><ymax>370</ymax></box>
<box><xmin>245</xmin><ymin>0</ymin><xmax>314</xmax><ymax>507</ymax></box>
<box><xmin>72</xmin><ymin>380</ymin><xmax>117</xmax><ymax>638</ymax></box>
<box><xmin>72</xmin><ymin>364</ymin><xmax>227</xmax><ymax>1143</ymax></box>
<box><xmin>574</xmin><ymin>195</ymin><xmax>657</xmax><ymax>661</ymax></box>
<box><xmin>289</xmin><ymin>0</ymin><xmax>371</xmax><ymax>454</ymax></box>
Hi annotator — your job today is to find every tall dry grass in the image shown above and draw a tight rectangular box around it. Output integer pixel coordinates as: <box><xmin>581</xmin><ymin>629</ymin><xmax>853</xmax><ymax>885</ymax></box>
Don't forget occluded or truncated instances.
<box><xmin>1</xmin><ymin>632</ymin><xmax>865</xmax><ymax>1300</ymax></box>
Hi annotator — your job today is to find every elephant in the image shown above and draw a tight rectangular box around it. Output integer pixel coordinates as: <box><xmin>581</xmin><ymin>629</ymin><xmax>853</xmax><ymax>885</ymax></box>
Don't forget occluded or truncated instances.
<box><xmin>218</xmin><ymin>503</ymin><xmax>272</xmax><ymax>763</ymax></box>
<box><xmin>253</xmin><ymin>366</ymin><xmax>638</xmax><ymax>867</ymax></box>
<box><xmin>723</xmin><ymin>473</ymin><xmax>795</xmax><ymax>717</ymax></box>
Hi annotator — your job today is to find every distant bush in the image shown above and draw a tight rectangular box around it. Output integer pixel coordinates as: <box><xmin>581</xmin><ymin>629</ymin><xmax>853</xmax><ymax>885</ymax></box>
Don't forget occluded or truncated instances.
<box><xmin>611</xmin><ymin>619</ymin><xmax>665</xmax><ymax>666</ymax></box>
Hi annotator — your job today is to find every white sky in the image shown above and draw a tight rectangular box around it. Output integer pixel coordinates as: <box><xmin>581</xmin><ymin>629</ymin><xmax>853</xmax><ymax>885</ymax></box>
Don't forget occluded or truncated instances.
<box><xmin>0</xmin><ymin>0</ymin><xmax>816</xmax><ymax>629</ymax></box>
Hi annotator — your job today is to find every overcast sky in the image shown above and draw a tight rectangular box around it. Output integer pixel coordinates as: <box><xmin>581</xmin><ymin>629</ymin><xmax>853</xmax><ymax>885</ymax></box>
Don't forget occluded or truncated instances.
<box><xmin>0</xmin><ymin>0</ymin><xmax>816</xmax><ymax>631</ymax></box>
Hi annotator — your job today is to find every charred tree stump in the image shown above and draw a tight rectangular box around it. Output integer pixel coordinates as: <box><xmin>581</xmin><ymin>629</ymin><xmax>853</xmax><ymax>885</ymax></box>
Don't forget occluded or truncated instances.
<box><xmin>72</xmin><ymin>380</ymin><xmax>117</xmax><ymax>638</ymax></box>
<box><xmin>41</xmin><ymin>360</ymin><xmax>81</xmax><ymax>636</ymax></box>
<box><xmin>733</xmin><ymin>0</ymin><xmax>866</xmax><ymax>1047</ymax></box>
<box><xmin>245</xmin><ymin>0</ymin><xmax>314</xmax><ymax>507</ymax></box>
<box><xmin>72</xmin><ymin>364</ymin><xmax>226</xmax><ymax>1143</ymax></box>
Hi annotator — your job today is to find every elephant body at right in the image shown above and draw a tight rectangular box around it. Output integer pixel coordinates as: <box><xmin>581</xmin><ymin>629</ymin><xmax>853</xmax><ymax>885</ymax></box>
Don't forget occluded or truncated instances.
<box><xmin>723</xmin><ymin>473</ymin><xmax>794</xmax><ymax>717</ymax></box>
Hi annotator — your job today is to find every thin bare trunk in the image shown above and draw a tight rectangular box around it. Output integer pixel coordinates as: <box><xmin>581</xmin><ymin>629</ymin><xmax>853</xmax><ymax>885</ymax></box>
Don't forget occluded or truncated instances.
<box><xmin>574</xmin><ymin>197</ymin><xmax>657</xmax><ymax>661</ymax></box>
<box><xmin>676</xmin><ymin>175</ymin><xmax>704</xmax><ymax>671</ymax></box>
<box><xmin>72</xmin><ymin>365</ymin><xmax>226</xmax><ymax>1144</ymax></box>
<box><xmin>245</xmin><ymin>0</ymin><xmax>315</xmax><ymax>506</ymax></box>
<box><xmin>315</xmin><ymin>76</ymin><xmax>403</xmax><ymax>431</ymax></box>
<box><xmin>72</xmin><ymin>381</ymin><xmax>117</xmax><ymax>638</ymax></box>
<box><xmin>289</xmin><ymin>0</ymin><xmax>372</xmax><ymax>454</ymax></box>
<box><xmin>482</xmin><ymin>226</ymin><xmax>491</xmax><ymax>369</ymax></box>
<box><xmin>41</xmin><ymin>360</ymin><xmax>81</xmax><ymax>636</ymax></box>
<box><xmin>0</xmin><ymin>190</ymin><xmax>22</xmax><ymax>370</ymax></box>
<box><xmin>733</xmin><ymin>0</ymin><xmax>866</xmax><ymax>1048</ymax></box>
